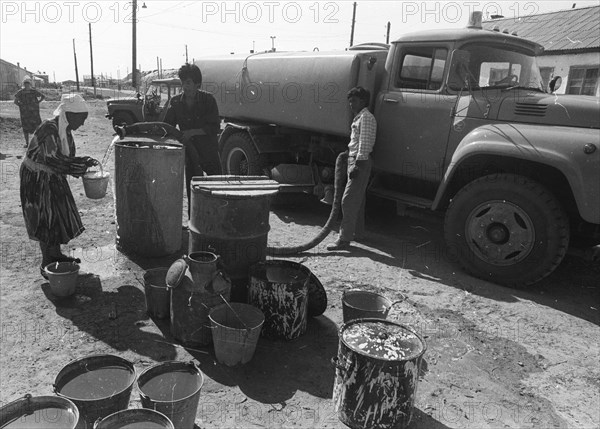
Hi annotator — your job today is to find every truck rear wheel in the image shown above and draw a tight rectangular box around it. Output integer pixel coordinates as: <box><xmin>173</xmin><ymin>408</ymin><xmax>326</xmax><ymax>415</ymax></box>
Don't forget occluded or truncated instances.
<box><xmin>444</xmin><ymin>173</ymin><xmax>569</xmax><ymax>287</ymax></box>
<box><xmin>112</xmin><ymin>111</ymin><xmax>134</xmax><ymax>128</ymax></box>
<box><xmin>220</xmin><ymin>132</ymin><xmax>262</xmax><ymax>175</ymax></box>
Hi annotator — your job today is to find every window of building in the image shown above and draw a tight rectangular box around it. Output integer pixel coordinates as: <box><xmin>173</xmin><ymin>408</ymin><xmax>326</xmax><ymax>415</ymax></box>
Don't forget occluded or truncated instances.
<box><xmin>567</xmin><ymin>66</ymin><xmax>599</xmax><ymax>96</ymax></box>
<box><xmin>397</xmin><ymin>47</ymin><xmax>448</xmax><ymax>90</ymax></box>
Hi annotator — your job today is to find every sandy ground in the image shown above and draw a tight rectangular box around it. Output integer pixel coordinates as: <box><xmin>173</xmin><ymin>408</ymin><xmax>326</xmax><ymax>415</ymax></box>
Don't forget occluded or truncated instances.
<box><xmin>0</xmin><ymin>98</ymin><xmax>599</xmax><ymax>428</ymax></box>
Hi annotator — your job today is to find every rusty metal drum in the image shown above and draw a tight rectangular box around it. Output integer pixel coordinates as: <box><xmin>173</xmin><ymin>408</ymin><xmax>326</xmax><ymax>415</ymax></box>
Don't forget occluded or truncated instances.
<box><xmin>332</xmin><ymin>319</ymin><xmax>426</xmax><ymax>429</ymax></box>
<box><xmin>248</xmin><ymin>260</ymin><xmax>310</xmax><ymax>340</ymax></box>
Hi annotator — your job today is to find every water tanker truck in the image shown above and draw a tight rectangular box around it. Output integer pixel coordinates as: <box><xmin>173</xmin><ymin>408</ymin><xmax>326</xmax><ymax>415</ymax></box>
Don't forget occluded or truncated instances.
<box><xmin>195</xmin><ymin>12</ymin><xmax>600</xmax><ymax>287</ymax></box>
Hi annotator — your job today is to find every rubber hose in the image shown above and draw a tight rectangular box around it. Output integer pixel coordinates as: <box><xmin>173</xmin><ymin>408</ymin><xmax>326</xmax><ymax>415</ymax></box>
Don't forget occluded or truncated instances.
<box><xmin>267</xmin><ymin>151</ymin><xmax>348</xmax><ymax>256</ymax></box>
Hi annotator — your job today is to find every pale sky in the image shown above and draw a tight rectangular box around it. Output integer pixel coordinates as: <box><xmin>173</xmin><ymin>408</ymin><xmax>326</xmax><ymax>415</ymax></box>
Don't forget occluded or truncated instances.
<box><xmin>1</xmin><ymin>1</ymin><xmax>598</xmax><ymax>82</ymax></box>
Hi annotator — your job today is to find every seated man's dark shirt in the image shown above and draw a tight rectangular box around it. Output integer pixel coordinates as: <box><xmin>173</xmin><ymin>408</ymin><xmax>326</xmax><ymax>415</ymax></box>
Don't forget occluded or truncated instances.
<box><xmin>164</xmin><ymin>90</ymin><xmax>220</xmax><ymax>137</ymax></box>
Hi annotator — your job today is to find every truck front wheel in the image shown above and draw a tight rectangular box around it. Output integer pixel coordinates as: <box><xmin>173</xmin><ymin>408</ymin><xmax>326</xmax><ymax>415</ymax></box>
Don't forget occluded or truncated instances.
<box><xmin>444</xmin><ymin>174</ymin><xmax>569</xmax><ymax>287</ymax></box>
<box><xmin>220</xmin><ymin>132</ymin><xmax>262</xmax><ymax>175</ymax></box>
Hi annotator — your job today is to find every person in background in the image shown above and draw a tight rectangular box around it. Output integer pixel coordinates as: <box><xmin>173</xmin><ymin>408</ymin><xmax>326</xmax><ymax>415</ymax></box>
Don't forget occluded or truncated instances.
<box><xmin>164</xmin><ymin>63</ymin><xmax>222</xmax><ymax>216</ymax></box>
<box><xmin>327</xmin><ymin>87</ymin><xmax>377</xmax><ymax>250</ymax></box>
<box><xmin>20</xmin><ymin>94</ymin><xmax>99</xmax><ymax>278</ymax></box>
<box><xmin>14</xmin><ymin>76</ymin><xmax>45</xmax><ymax>147</ymax></box>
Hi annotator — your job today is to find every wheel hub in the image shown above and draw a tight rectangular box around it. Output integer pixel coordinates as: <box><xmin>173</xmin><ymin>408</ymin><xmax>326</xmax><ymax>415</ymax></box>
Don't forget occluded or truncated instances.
<box><xmin>486</xmin><ymin>223</ymin><xmax>509</xmax><ymax>244</ymax></box>
<box><xmin>465</xmin><ymin>200</ymin><xmax>535</xmax><ymax>266</ymax></box>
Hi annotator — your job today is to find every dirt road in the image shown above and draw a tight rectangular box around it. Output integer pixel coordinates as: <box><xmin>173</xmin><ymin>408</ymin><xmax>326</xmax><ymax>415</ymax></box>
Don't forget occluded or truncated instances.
<box><xmin>1</xmin><ymin>98</ymin><xmax>598</xmax><ymax>428</ymax></box>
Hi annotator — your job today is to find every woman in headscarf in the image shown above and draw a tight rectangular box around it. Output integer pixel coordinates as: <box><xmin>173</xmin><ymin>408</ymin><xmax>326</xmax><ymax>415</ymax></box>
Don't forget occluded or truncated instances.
<box><xmin>20</xmin><ymin>93</ymin><xmax>99</xmax><ymax>278</ymax></box>
<box><xmin>14</xmin><ymin>76</ymin><xmax>45</xmax><ymax>147</ymax></box>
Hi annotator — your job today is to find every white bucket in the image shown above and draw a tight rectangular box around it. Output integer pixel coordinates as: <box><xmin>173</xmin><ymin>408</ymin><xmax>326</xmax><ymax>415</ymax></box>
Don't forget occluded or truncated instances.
<box><xmin>83</xmin><ymin>164</ymin><xmax>110</xmax><ymax>199</ymax></box>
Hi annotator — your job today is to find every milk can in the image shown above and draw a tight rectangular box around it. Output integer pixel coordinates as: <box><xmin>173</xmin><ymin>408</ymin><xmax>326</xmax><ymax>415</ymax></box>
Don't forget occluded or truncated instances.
<box><xmin>166</xmin><ymin>252</ymin><xmax>231</xmax><ymax>347</ymax></box>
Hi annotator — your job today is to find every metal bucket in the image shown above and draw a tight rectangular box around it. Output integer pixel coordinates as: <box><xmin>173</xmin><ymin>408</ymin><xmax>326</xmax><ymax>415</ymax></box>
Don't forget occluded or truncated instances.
<box><xmin>114</xmin><ymin>139</ymin><xmax>184</xmax><ymax>257</ymax></box>
<box><xmin>0</xmin><ymin>394</ymin><xmax>79</xmax><ymax>428</ymax></box>
<box><xmin>82</xmin><ymin>164</ymin><xmax>110</xmax><ymax>199</ymax></box>
<box><xmin>248</xmin><ymin>260</ymin><xmax>310</xmax><ymax>340</ymax></box>
<box><xmin>44</xmin><ymin>262</ymin><xmax>80</xmax><ymax>298</ymax></box>
<box><xmin>137</xmin><ymin>361</ymin><xmax>204</xmax><ymax>429</ymax></box>
<box><xmin>209</xmin><ymin>303</ymin><xmax>265</xmax><ymax>366</ymax></box>
<box><xmin>342</xmin><ymin>290</ymin><xmax>406</xmax><ymax>323</ymax></box>
<box><xmin>143</xmin><ymin>267</ymin><xmax>170</xmax><ymax>320</ymax></box>
<box><xmin>93</xmin><ymin>408</ymin><xmax>174</xmax><ymax>429</ymax></box>
<box><xmin>53</xmin><ymin>354</ymin><xmax>136</xmax><ymax>429</ymax></box>
<box><xmin>189</xmin><ymin>176</ymin><xmax>279</xmax><ymax>302</ymax></box>
<box><xmin>332</xmin><ymin>319</ymin><xmax>426</xmax><ymax>429</ymax></box>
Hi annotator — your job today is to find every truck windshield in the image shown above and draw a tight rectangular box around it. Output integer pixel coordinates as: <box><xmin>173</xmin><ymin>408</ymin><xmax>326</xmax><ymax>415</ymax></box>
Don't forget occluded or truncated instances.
<box><xmin>449</xmin><ymin>43</ymin><xmax>544</xmax><ymax>92</ymax></box>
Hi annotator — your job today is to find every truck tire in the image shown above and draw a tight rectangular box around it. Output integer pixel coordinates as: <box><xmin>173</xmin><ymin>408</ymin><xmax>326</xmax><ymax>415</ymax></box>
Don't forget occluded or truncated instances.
<box><xmin>444</xmin><ymin>173</ymin><xmax>569</xmax><ymax>287</ymax></box>
<box><xmin>112</xmin><ymin>111</ymin><xmax>134</xmax><ymax>128</ymax></box>
<box><xmin>220</xmin><ymin>132</ymin><xmax>262</xmax><ymax>175</ymax></box>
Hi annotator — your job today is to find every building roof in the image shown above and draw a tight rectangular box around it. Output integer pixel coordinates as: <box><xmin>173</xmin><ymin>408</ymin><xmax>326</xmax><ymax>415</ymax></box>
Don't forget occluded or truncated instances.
<box><xmin>482</xmin><ymin>5</ymin><xmax>600</xmax><ymax>53</ymax></box>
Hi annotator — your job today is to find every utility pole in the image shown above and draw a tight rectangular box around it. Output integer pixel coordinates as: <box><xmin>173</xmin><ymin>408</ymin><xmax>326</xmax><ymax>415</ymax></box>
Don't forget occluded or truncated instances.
<box><xmin>270</xmin><ymin>36</ymin><xmax>276</xmax><ymax>52</ymax></box>
<box><xmin>386</xmin><ymin>21</ymin><xmax>391</xmax><ymax>44</ymax></box>
<box><xmin>159</xmin><ymin>59</ymin><xmax>162</xmax><ymax>78</ymax></box>
<box><xmin>73</xmin><ymin>39</ymin><xmax>80</xmax><ymax>91</ymax></box>
<box><xmin>89</xmin><ymin>23</ymin><xmax>96</xmax><ymax>95</ymax></box>
<box><xmin>185</xmin><ymin>45</ymin><xmax>188</xmax><ymax>63</ymax></box>
<box><xmin>350</xmin><ymin>2</ymin><xmax>357</xmax><ymax>47</ymax></box>
<box><xmin>132</xmin><ymin>0</ymin><xmax>137</xmax><ymax>90</ymax></box>
<box><xmin>157</xmin><ymin>56</ymin><xmax>160</xmax><ymax>77</ymax></box>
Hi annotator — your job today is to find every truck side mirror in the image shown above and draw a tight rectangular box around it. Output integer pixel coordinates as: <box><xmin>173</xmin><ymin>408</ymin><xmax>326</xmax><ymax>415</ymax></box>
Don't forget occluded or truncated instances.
<box><xmin>549</xmin><ymin>76</ymin><xmax>562</xmax><ymax>93</ymax></box>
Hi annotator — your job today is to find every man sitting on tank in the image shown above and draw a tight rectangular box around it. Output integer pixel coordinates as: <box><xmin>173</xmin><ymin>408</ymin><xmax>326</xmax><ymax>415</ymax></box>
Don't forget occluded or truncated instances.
<box><xmin>163</xmin><ymin>63</ymin><xmax>222</xmax><ymax>213</ymax></box>
<box><xmin>327</xmin><ymin>86</ymin><xmax>377</xmax><ymax>251</ymax></box>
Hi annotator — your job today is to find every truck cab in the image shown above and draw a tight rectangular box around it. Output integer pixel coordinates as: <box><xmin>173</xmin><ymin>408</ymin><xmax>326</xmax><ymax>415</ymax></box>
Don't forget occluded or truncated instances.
<box><xmin>368</xmin><ymin>25</ymin><xmax>599</xmax><ymax>286</ymax></box>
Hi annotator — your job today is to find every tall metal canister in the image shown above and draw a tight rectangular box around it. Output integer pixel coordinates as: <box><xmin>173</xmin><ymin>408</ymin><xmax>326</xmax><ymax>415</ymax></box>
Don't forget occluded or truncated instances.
<box><xmin>114</xmin><ymin>138</ymin><xmax>184</xmax><ymax>257</ymax></box>
<box><xmin>189</xmin><ymin>176</ymin><xmax>279</xmax><ymax>302</ymax></box>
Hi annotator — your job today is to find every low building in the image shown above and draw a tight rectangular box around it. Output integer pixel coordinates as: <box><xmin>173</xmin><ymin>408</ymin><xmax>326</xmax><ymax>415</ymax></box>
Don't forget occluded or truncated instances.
<box><xmin>0</xmin><ymin>58</ymin><xmax>34</xmax><ymax>99</ymax></box>
<box><xmin>483</xmin><ymin>5</ymin><xmax>600</xmax><ymax>96</ymax></box>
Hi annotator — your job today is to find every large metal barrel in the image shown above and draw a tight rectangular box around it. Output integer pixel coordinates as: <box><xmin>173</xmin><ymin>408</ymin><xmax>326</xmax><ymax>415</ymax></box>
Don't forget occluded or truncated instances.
<box><xmin>189</xmin><ymin>176</ymin><xmax>279</xmax><ymax>302</ymax></box>
<box><xmin>114</xmin><ymin>138</ymin><xmax>184</xmax><ymax>257</ymax></box>
<box><xmin>333</xmin><ymin>319</ymin><xmax>426</xmax><ymax>429</ymax></box>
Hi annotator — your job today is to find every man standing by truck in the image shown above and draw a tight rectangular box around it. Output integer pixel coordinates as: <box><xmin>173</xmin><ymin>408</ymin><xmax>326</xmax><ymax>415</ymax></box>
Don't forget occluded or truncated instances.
<box><xmin>327</xmin><ymin>87</ymin><xmax>377</xmax><ymax>250</ymax></box>
<box><xmin>164</xmin><ymin>63</ymin><xmax>222</xmax><ymax>214</ymax></box>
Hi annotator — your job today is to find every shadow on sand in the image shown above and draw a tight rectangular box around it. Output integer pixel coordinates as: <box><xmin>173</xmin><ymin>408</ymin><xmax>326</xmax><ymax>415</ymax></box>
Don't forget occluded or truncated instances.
<box><xmin>42</xmin><ymin>274</ymin><xmax>177</xmax><ymax>362</ymax></box>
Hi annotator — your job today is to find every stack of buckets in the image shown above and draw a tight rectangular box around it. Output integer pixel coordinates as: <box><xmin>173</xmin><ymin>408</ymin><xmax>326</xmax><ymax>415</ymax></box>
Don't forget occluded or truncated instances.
<box><xmin>142</xmin><ymin>253</ymin><xmax>266</xmax><ymax>368</ymax></box>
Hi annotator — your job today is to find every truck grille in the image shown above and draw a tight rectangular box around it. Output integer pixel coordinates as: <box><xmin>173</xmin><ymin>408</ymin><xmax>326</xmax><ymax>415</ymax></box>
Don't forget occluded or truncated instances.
<box><xmin>514</xmin><ymin>103</ymin><xmax>548</xmax><ymax>117</ymax></box>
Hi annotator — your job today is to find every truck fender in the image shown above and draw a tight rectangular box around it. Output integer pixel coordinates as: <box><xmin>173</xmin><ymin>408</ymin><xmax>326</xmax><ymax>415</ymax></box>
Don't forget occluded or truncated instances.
<box><xmin>219</xmin><ymin>123</ymin><xmax>259</xmax><ymax>152</ymax></box>
<box><xmin>432</xmin><ymin>123</ymin><xmax>600</xmax><ymax>224</ymax></box>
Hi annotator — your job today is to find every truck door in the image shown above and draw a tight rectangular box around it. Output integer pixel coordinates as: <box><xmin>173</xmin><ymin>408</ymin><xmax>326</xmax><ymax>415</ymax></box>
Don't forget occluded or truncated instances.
<box><xmin>373</xmin><ymin>45</ymin><xmax>456</xmax><ymax>195</ymax></box>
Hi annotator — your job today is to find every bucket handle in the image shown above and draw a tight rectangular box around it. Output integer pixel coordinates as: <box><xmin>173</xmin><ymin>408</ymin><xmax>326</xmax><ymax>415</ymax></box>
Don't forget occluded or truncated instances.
<box><xmin>23</xmin><ymin>393</ymin><xmax>33</xmax><ymax>415</ymax></box>
<box><xmin>386</xmin><ymin>292</ymin><xmax>408</xmax><ymax>311</ymax></box>
<box><xmin>187</xmin><ymin>360</ymin><xmax>201</xmax><ymax>374</ymax></box>
<box><xmin>86</xmin><ymin>161</ymin><xmax>104</xmax><ymax>178</ymax></box>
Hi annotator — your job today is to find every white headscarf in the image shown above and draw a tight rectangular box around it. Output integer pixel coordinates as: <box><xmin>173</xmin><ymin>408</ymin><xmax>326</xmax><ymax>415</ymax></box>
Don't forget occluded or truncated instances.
<box><xmin>53</xmin><ymin>94</ymin><xmax>88</xmax><ymax>155</ymax></box>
